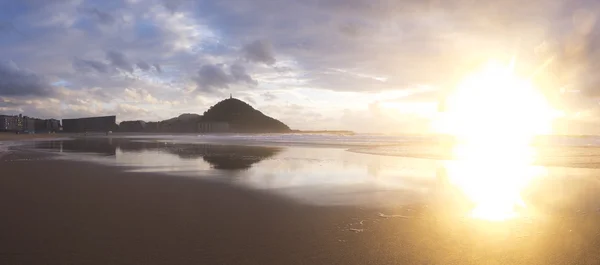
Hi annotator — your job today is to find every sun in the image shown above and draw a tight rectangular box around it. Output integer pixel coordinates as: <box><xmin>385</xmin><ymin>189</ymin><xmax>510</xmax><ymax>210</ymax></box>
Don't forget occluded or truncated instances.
<box><xmin>434</xmin><ymin>60</ymin><xmax>556</xmax><ymax>221</ymax></box>
<box><xmin>435</xmin><ymin>60</ymin><xmax>555</xmax><ymax>142</ymax></box>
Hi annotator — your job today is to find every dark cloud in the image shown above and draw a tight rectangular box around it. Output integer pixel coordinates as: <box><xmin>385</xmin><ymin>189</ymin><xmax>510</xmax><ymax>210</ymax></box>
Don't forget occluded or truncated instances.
<box><xmin>163</xmin><ymin>0</ymin><xmax>186</xmax><ymax>12</ymax></box>
<box><xmin>243</xmin><ymin>40</ymin><xmax>276</xmax><ymax>65</ymax></box>
<box><xmin>81</xmin><ymin>7</ymin><xmax>116</xmax><ymax>25</ymax></box>
<box><xmin>153</xmin><ymin>64</ymin><xmax>163</xmax><ymax>73</ymax></box>
<box><xmin>0</xmin><ymin>61</ymin><xmax>53</xmax><ymax>97</ymax></box>
<box><xmin>195</xmin><ymin>64</ymin><xmax>233</xmax><ymax>90</ymax></box>
<box><xmin>136</xmin><ymin>61</ymin><xmax>151</xmax><ymax>71</ymax></box>
<box><xmin>106</xmin><ymin>50</ymin><xmax>133</xmax><ymax>73</ymax></box>
<box><xmin>230</xmin><ymin>64</ymin><xmax>257</xmax><ymax>85</ymax></box>
<box><xmin>195</xmin><ymin>63</ymin><xmax>257</xmax><ymax>91</ymax></box>
<box><xmin>73</xmin><ymin>58</ymin><xmax>110</xmax><ymax>73</ymax></box>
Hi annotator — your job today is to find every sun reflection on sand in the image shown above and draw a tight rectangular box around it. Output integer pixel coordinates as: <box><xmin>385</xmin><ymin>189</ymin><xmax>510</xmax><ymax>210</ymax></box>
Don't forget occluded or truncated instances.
<box><xmin>444</xmin><ymin>143</ymin><xmax>547</xmax><ymax>221</ymax></box>
<box><xmin>435</xmin><ymin>60</ymin><xmax>556</xmax><ymax>221</ymax></box>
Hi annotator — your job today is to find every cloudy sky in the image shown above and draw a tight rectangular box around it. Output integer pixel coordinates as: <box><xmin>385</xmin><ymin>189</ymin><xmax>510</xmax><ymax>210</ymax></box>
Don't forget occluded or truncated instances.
<box><xmin>1</xmin><ymin>0</ymin><xmax>599</xmax><ymax>133</ymax></box>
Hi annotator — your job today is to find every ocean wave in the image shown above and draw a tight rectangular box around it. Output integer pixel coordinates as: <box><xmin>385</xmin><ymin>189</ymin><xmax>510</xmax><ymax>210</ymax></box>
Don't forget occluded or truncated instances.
<box><xmin>119</xmin><ymin>133</ymin><xmax>600</xmax><ymax>147</ymax></box>
<box><xmin>349</xmin><ymin>144</ymin><xmax>600</xmax><ymax>168</ymax></box>
<box><xmin>122</xmin><ymin>133</ymin><xmax>437</xmax><ymax>147</ymax></box>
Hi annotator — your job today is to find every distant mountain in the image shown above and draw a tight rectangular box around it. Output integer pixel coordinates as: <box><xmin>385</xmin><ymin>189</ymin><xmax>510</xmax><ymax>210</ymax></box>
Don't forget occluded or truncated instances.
<box><xmin>202</xmin><ymin>98</ymin><xmax>290</xmax><ymax>133</ymax></box>
<box><xmin>118</xmin><ymin>98</ymin><xmax>291</xmax><ymax>133</ymax></box>
<box><xmin>160</xmin><ymin>113</ymin><xmax>203</xmax><ymax>133</ymax></box>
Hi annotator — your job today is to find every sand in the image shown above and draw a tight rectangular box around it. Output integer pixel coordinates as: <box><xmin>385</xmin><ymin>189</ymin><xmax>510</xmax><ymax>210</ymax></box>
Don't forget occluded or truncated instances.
<box><xmin>2</xmin><ymin>149</ymin><xmax>600</xmax><ymax>264</ymax></box>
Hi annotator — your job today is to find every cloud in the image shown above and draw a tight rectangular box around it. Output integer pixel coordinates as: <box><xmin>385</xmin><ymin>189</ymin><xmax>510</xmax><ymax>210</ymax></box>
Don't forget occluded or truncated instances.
<box><xmin>106</xmin><ymin>50</ymin><xmax>134</xmax><ymax>73</ymax></box>
<box><xmin>153</xmin><ymin>63</ymin><xmax>163</xmax><ymax>73</ymax></box>
<box><xmin>262</xmin><ymin>92</ymin><xmax>277</xmax><ymax>101</ymax></box>
<box><xmin>243</xmin><ymin>40</ymin><xmax>276</xmax><ymax>65</ymax></box>
<box><xmin>0</xmin><ymin>98</ymin><xmax>21</xmax><ymax>108</ymax></box>
<box><xmin>80</xmin><ymin>7</ymin><xmax>116</xmax><ymax>25</ymax></box>
<box><xmin>195</xmin><ymin>64</ymin><xmax>232</xmax><ymax>90</ymax></box>
<box><xmin>195</xmin><ymin>63</ymin><xmax>257</xmax><ymax>91</ymax></box>
<box><xmin>0</xmin><ymin>61</ymin><xmax>54</xmax><ymax>97</ymax></box>
<box><xmin>73</xmin><ymin>58</ymin><xmax>110</xmax><ymax>73</ymax></box>
<box><xmin>230</xmin><ymin>63</ymin><xmax>257</xmax><ymax>85</ymax></box>
<box><xmin>123</xmin><ymin>87</ymin><xmax>159</xmax><ymax>104</ymax></box>
<box><xmin>136</xmin><ymin>61</ymin><xmax>151</xmax><ymax>71</ymax></box>
<box><xmin>116</xmin><ymin>103</ymin><xmax>152</xmax><ymax>120</ymax></box>
<box><xmin>338</xmin><ymin>23</ymin><xmax>362</xmax><ymax>37</ymax></box>
<box><xmin>340</xmin><ymin>103</ymin><xmax>431</xmax><ymax>133</ymax></box>
<box><xmin>162</xmin><ymin>0</ymin><xmax>187</xmax><ymax>12</ymax></box>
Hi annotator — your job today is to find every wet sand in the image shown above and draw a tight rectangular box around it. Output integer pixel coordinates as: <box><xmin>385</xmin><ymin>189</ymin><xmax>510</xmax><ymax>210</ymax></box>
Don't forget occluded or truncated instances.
<box><xmin>0</xmin><ymin>133</ymin><xmax>68</xmax><ymax>141</ymax></box>
<box><xmin>2</xmin><ymin>150</ymin><xmax>600</xmax><ymax>264</ymax></box>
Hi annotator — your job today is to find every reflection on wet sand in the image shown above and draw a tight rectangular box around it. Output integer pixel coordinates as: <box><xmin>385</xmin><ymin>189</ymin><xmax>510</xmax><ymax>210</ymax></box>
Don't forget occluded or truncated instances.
<box><xmin>8</xmin><ymin>139</ymin><xmax>600</xmax><ymax>265</ymax></box>
<box><xmin>34</xmin><ymin>138</ymin><xmax>117</xmax><ymax>156</ymax></box>
<box><xmin>442</xmin><ymin>142</ymin><xmax>546</xmax><ymax>221</ymax></box>
<box><xmin>29</xmin><ymin>137</ymin><xmax>440</xmax><ymax>207</ymax></box>
<box><xmin>27</xmin><ymin>137</ymin><xmax>600</xmax><ymax>214</ymax></box>
<box><xmin>201</xmin><ymin>145</ymin><xmax>281</xmax><ymax>170</ymax></box>
<box><xmin>34</xmin><ymin>138</ymin><xmax>281</xmax><ymax>170</ymax></box>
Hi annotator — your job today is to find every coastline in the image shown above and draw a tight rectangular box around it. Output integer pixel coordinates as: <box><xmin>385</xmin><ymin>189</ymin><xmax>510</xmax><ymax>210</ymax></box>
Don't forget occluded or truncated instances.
<box><xmin>2</xmin><ymin>149</ymin><xmax>600</xmax><ymax>264</ymax></box>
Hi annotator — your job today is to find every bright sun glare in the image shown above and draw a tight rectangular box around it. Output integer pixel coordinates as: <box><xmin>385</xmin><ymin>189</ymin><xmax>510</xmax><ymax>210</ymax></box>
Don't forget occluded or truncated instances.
<box><xmin>435</xmin><ymin>60</ymin><xmax>556</xmax><ymax>221</ymax></box>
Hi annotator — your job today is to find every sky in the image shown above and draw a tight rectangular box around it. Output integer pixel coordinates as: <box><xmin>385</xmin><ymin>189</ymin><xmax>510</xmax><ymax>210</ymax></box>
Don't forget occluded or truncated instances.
<box><xmin>1</xmin><ymin>0</ymin><xmax>600</xmax><ymax>133</ymax></box>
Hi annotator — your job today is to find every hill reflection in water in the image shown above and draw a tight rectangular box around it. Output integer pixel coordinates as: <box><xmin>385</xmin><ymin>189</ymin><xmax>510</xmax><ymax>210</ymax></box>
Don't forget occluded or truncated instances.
<box><xmin>29</xmin><ymin>137</ymin><xmax>440</xmax><ymax>207</ymax></box>
<box><xmin>34</xmin><ymin>138</ymin><xmax>281</xmax><ymax>170</ymax></box>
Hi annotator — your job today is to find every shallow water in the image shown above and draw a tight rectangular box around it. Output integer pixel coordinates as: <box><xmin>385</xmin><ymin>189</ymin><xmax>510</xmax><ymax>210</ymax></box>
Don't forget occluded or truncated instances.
<box><xmin>20</xmin><ymin>135</ymin><xmax>600</xmax><ymax>215</ymax></box>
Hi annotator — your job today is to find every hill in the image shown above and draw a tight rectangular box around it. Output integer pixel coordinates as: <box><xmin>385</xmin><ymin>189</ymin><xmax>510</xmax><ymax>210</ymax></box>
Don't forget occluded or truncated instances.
<box><xmin>202</xmin><ymin>98</ymin><xmax>290</xmax><ymax>133</ymax></box>
<box><xmin>118</xmin><ymin>98</ymin><xmax>290</xmax><ymax>133</ymax></box>
<box><xmin>160</xmin><ymin>113</ymin><xmax>203</xmax><ymax>133</ymax></box>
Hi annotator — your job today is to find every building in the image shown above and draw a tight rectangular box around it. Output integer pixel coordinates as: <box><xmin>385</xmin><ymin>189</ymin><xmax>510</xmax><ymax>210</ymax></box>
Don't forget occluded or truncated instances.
<box><xmin>0</xmin><ymin>114</ymin><xmax>62</xmax><ymax>133</ymax></box>
<box><xmin>0</xmin><ymin>115</ymin><xmax>21</xmax><ymax>132</ymax></box>
<box><xmin>16</xmin><ymin>114</ymin><xmax>23</xmax><ymax>131</ymax></box>
<box><xmin>0</xmin><ymin>115</ymin><xmax>15</xmax><ymax>131</ymax></box>
<box><xmin>198</xmin><ymin>122</ymin><xmax>230</xmax><ymax>133</ymax></box>
<box><xmin>23</xmin><ymin>116</ymin><xmax>35</xmax><ymax>133</ymax></box>
<box><xmin>62</xmin><ymin>116</ymin><xmax>117</xmax><ymax>133</ymax></box>
<box><xmin>34</xmin><ymin>119</ymin><xmax>61</xmax><ymax>133</ymax></box>
<box><xmin>48</xmin><ymin>119</ymin><xmax>61</xmax><ymax>132</ymax></box>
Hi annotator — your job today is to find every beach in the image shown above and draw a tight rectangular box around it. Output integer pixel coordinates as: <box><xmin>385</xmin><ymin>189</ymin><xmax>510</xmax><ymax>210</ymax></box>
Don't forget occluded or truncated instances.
<box><xmin>2</xmin><ymin>136</ymin><xmax>600</xmax><ymax>264</ymax></box>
